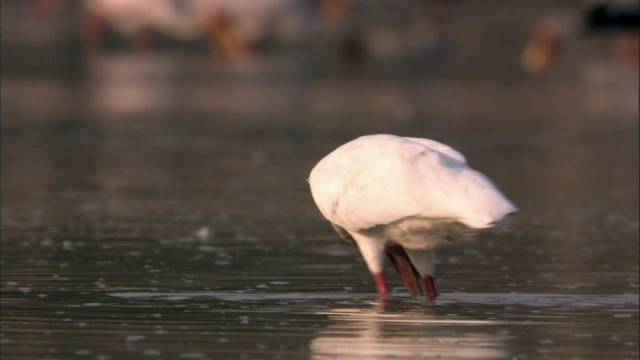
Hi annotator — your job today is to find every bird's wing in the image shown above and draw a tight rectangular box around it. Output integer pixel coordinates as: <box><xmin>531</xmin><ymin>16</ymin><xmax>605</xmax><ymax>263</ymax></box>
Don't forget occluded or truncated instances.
<box><xmin>310</xmin><ymin>135</ymin><xmax>516</xmax><ymax>231</ymax></box>
<box><xmin>404</xmin><ymin>138</ymin><xmax>517</xmax><ymax>228</ymax></box>
<box><xmin>404</xmin><ymin>137</ymin><xmax>467</xmax><ymax>164</ymax></box>
<box><xmin>309</xmin><ymin>135</ymin><xmax>418</xmax><ymax>230</ymax></box>
<box><xmin>412</xmin><ymin>152</ymin><xmax>518</xmax><ymax>228</ymax></box>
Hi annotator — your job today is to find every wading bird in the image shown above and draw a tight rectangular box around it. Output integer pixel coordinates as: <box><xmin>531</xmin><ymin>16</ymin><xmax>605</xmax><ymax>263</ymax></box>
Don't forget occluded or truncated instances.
<box><xmin>309</xmin><ymin>134</ymin><xmax>517</xmax><ymax>300</ymax></box>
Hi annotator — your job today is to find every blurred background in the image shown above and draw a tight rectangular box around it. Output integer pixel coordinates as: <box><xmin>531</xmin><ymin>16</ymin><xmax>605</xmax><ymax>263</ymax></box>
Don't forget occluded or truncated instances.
<box><xmin>1</xmin><ymin>1</ymin><xmax>639</xmax><ymax>359</ymax></box>
<box><xmin>2</xmin><ymin>0</ymin><xmax>639</xmax><ymax>132</ymax></box>
<box><xmin>2</xmin><ymin>0</ymin><xmax>638</xmax><ymax>127</ymax></box>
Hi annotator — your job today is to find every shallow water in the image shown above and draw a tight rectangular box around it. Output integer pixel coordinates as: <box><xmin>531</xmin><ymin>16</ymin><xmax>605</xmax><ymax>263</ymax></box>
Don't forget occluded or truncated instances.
<box><xmin>2</xmin><ymin>3</ymin><xmax>639</xmax><ymax>359</ymax></box>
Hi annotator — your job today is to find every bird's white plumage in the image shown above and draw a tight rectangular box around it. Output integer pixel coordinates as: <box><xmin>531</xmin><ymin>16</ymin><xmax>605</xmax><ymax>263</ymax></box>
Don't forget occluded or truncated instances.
<box><xmin>309</xmin><ymin>134</ymin><xmax>517</xmax><ymax>233</ymax></box>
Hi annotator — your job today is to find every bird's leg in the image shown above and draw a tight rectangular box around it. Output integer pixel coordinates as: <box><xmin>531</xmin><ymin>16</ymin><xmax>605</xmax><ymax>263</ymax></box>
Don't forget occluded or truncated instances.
<box><xmin>373</xmin><ymin>272</ymin><xmax>389</xmax><ymax>296</ymax></box>
<box><xmin>405</xmin><ymin>249</ymin><xmax>438</xmax><ymax>300</ymax></box>
<box><xmin>385</xmin><ymin>245</ymin><xmax>423</xmax><ymax>297</ymax></box>
<box><xmin>351</xmin><ymin>233</ymin><xmax>388</xmax><ymax>296</ymax></box>
<box><xmin>424</xmin><ymin>275</ymin><xmax>438</xmax><ymax>300</ymax></box>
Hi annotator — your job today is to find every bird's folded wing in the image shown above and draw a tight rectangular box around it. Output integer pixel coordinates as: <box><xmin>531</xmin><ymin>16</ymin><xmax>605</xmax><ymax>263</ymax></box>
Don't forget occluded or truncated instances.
<box><xmin>310</xmin><ymin>138</ymin><xmax>516</xmax><ymax>231</ymax></box>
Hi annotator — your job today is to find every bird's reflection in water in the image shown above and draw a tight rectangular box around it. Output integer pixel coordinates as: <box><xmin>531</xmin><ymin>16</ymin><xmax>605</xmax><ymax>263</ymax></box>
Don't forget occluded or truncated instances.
<box><xmin>310</xmin><ymin>298</ymin><xmax>509</xmax><ymax>359</ymax></box>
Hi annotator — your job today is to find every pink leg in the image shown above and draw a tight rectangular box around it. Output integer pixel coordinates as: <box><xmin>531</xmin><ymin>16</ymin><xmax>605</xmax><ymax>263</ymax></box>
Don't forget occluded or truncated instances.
<box><xmin>373</xmin><ymin>272</ymin><xmax>389</xmax><ymax>296</ymax></box>
<box><xmin>424</xmin><ymin>275</ymin><xmax>438</xmax><ymax>300</ymax></box>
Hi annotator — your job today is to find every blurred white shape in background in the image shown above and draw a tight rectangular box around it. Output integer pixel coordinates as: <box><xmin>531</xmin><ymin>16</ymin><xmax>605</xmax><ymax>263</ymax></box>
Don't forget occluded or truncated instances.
<box><xmin>80</xmin><ymin>0</ymin><xmax>301</xmax><ymax>59</ymax></box>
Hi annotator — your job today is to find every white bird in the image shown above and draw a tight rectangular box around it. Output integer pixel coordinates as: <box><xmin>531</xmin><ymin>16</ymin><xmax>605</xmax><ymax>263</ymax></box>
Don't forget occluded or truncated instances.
<box><xmin>309</xmin><ymin>134</ymin><xmax>517</xmax><ymax>299</ymax></box>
